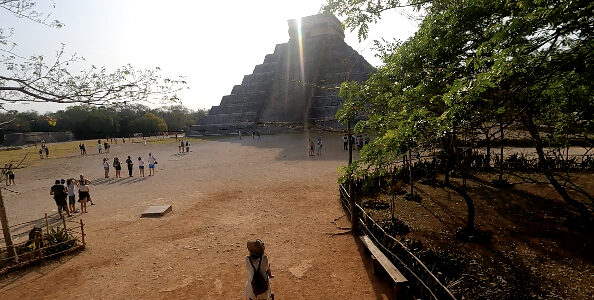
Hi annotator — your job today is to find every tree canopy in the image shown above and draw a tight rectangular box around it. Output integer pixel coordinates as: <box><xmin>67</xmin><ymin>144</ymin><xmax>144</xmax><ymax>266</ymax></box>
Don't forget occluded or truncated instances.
<box><xmin>1</xmin><ymin>0</ymin><xmax>186</xmax><ymax>109</ymax></box>
<box><xmin>324</xmin><ymin>0</ymin><xmax>593</xmax><ymax>218</ymax></box>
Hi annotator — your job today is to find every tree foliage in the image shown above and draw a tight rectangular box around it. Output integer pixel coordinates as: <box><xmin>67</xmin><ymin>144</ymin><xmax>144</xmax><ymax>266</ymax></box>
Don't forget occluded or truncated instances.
<box><xmin>325</xmin><ymin>0</ymin><xmax>593</xmax><ymax>219</ymax></box>
<box><xmin>1</xmin><ymin>0</ymin><xmax>187</xmax><ymax>108</ymax></box>
<box><xmin>0</xmin><ymin>104</ymin><xmax>204</xmax><ymax>139</ymax></box>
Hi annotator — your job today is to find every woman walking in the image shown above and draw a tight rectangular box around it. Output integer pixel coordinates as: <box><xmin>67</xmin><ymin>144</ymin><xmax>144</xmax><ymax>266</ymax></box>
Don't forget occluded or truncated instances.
<box><xmin>67</xmin><ymin>178</ymin><xmax>77</xmax><ymax>213</ymax></box>
<box><xmin>113</xmin><ymin>157</ymin><xmax>122</xmax><ymax>178</ymax></box>
<box><xmin>126</xmin><ymin>156</ymin><xmax>134</xmax><ymax>177</ymax></box>
<box><xmin>244</xmin><ymin>239</ymin><xmax>273</xmax><ymax>300</ymax></box>
<box><xmin>138</xmin><ymin>157</ymin><xmax>145</xmax><ymax>177</ymax></box>
<box><xmin>103</xmin><ymin>157</ymin><xmax>110</xmax><ymax>178</ymax></box>
<box><xmin>77</xmin><ymin>175</ymin><xmax>91</xmax><ymax>213</ymax></box>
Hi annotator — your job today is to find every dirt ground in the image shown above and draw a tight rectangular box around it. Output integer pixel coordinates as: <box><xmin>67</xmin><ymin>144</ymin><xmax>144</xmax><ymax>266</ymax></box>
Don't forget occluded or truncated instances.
<box><xmin>0</xmin><ymin>132</ymin><xmax>394</xmax><ymax>299</ymax></box>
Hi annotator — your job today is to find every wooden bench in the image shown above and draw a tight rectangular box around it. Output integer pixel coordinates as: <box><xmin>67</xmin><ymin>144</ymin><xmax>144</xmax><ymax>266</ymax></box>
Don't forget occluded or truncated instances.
<box><xmin>359</xmin><ymin>235</ymin><xmax>408</xmax><ymax>298</ymax></box>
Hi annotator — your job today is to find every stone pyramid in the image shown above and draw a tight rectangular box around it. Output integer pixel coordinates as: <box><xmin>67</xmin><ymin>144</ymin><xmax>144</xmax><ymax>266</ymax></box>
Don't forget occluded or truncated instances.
<box><xmin>188</xmin><ymin>14</ymin><xmax>373</xmax><ymax>136</ymax></box>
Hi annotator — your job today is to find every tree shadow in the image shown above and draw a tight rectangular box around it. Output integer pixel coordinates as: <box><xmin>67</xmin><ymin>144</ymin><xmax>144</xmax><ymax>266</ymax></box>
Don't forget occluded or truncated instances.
<box><xmin>465</xmin><ymin>179</ymin><xmax>593</xmax><ymax>263</ymax></box>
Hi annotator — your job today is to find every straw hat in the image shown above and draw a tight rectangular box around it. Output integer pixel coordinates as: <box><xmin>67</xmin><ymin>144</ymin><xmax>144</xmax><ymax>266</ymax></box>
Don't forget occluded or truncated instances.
<box><xmin>247</xmin><ymin>239</ymin><xmax>265</xmax><ymax>256</ymax></box>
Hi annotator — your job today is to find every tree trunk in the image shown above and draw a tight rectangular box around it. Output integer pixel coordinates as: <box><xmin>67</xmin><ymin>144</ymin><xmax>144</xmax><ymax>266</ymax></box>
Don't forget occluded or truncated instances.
<box><xmin>0</xmin><ymin>189</ymin><xmax>18</xmax><ymax>263</ymax></box>
<box><xmin>521</xmin><ymin>113</ymin><xmax>591</xmax><ymax>218</ymax></box>
<box><xmin>408</xmin><ymin>149</ymin><xmax>414</xmax><ymax>195</ymax></box>
<box><xmin>485</xmin><ymin>131</ymin><xmax>491</xmax><ymax>169</ymax></box>
<box><xmin>499</xmin><ymin>118</ymin><xmax>504</xmax><ymax>181</ymax></box>
<box><xmin>446</xmin><ymin>182</ymin><xmax>476</xmax><ymax>230</ymax></box>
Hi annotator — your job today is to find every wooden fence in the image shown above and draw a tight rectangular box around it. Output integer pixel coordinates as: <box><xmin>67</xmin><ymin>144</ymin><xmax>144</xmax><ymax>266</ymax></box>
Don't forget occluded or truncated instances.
<box><xmin>339</xmin><ymin>183</ymin><xmax>457</xmax><ymax>300</ymax></box>
<box><xmin>0</xmin><ymin>214</ymin><xmax>85</xmax><ymax>275</ymax></box>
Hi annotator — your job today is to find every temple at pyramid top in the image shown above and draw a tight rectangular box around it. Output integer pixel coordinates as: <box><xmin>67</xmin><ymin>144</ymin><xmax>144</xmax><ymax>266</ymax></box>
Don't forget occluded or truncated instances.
<box><xmin>287</xmin><ymin>14</ymin><xmax>345</xmax><ymax>40</ymax></box>
<box><xmin>187</xmin><ymin>14</ymin><xmax>373</xmax><ymax>136</ymax></box>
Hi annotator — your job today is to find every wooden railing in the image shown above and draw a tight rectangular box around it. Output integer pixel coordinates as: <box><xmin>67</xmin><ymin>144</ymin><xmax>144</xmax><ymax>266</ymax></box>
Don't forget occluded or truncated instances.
<box><xmin>339</xmin><ymin>183</ymin><xmax>457</xmax><ymax>300</ymax></box>
<box><xmin>0</xmin><ymin>215</ymin><xmax>85</xmax><ymax>275</ymax></box>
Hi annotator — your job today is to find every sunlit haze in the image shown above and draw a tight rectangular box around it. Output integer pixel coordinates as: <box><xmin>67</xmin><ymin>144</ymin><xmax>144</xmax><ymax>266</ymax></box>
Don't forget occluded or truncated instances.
<box><xmin>1</xmin><ymin>0</ymin><xmax>420</xmax><ymax>113</ymax></box>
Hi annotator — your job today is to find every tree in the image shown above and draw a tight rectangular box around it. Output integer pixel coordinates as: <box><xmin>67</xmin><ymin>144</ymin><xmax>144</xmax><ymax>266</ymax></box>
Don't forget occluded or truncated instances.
<box><xmin>0</xmin><ymin>0</ymin><xmax>185</xmax><ymax>262</ymax></box>
<box><xmin>325</xmin><ymin>0</ymin><xmax>593</xmax><ymax>222</ymax></box>
<box><xmin>129</xmin><ymin>112</ymin><xmax>168</xmax><ymax>136</ymax></box>
<box><xmin>1</xmin><ymin>1</ymin><xmax>186</xmax><ymax>108</ymax></box>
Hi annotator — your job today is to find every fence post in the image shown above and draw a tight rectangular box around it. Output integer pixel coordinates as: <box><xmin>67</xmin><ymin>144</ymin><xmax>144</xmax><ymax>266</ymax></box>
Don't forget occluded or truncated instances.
<box><xmin>45</xmin><ymin>213</ymin><xmax>49</xmax><ymax>235</ymax></box>
<box><xmin>80</xmin><ymin>219</ymin><xmax>86</xmax><ymax>246</ymax></box>
<box><xmin>35</xmin><ymin>230</ymin><xmax>42</xmax><ymax>261</ymax></box>
<box><xmin>347</xmin><ymin>119</ymin><xmax>358</xmax><ymax>234</ymax></box>
<box><xmin>62</xmin><ymin>215</ymin><xmax>67</xmax><ymax>231</ymax></box>
<box><xmin>0</xmin><ymin>189</ymin><xmax>18</xmax><ymax>263</ymax></box>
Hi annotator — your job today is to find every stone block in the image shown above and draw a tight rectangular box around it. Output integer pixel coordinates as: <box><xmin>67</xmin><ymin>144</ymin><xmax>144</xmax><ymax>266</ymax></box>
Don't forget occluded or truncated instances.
<box><xmin>141</xmin><ymin>205</ymin><xmax>172</xmax><ymax>218</ymax></box>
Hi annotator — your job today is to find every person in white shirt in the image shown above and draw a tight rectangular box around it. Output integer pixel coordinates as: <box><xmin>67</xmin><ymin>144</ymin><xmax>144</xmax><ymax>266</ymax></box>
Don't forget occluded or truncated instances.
<box><xmin>138</xmin><ymin>157</ymin><xmax>145</xmax><ymax>177</ymax></box>
<box><xmin>244</xmin><ymin>239</ymin><xmax>273</xmax><ymax>300</ymax></box>
<box><xmin>148</xmin><ymin>153</ymin><xmax>157</xmax><ymax>176</ymax></box>
<box><xmin>316</xmin><ymin>138</ymin><xmax>323</xmax><ymax>156</ymax></box>
<box><xmin>103</xmin><ymin>157</ymin><xmax>110</xmax><ymax>178</ymax></box>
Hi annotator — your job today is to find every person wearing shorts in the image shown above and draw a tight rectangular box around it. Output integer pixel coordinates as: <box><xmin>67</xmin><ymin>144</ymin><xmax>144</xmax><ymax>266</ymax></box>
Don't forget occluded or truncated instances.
<box><xmin>51</xmin><ymin>179</ymin><xmax>70</xmax><ymax>217</ymax></box>
<box><xmin>67</xmin><ymin>178</ymin><xmax>77</xmax><ymax>213</ymax></box>
<box><xmin>103</xmin><ymin>157</ymin><xmax>110</xmax><ymax>178</ymax></box>
<box><xmin>138</xmin><ymin>157</ymin><xmax>145</xmax><ymax>177</ymax></box>
<box><xmin>147</xmin><ymin>153</ymin><xmax>156</xmax><ymax>176</ymax></box>
<box><xmin>7</xmin><ymin>164</ymin><xmax>15</xmax><ymax>185</ymax></box>
<box><xmin>77</xmin><ymin>175</ymin><xmax>91</xmax><ymax>213</ymax></box>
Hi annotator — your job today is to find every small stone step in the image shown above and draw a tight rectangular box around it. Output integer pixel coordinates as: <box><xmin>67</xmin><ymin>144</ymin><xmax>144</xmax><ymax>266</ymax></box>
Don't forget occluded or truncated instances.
<box><xmin>141</xmin><ymin>205</ymin><xmax>172</xmax><ymax>218</ymax></box>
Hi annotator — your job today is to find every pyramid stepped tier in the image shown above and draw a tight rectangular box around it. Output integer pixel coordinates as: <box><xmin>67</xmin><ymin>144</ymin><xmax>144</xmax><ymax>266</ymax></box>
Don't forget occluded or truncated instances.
<box><xmin>188</xmin><ymin>14</ymin><xmax>373</xmax><ymax>136</ymax></box>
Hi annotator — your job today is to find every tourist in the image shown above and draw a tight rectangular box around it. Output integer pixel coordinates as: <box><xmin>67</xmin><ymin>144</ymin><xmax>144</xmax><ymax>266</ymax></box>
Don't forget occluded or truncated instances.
<box><xmin>79</xmin><ymin>143</ymin><xmax>84</xmax><ymax>155</ymax></box>
<box><xmin>98</xmin><ymin>140</ymin><xmax>103</xmax><ymax>154</ymax></box>
<box><xmin>343</xmin><ymin>135</ymin><xmax>348</xmax><ymax>150</ymax></box>
<box><xmin>316</xmin><ymin>138</ymin><xmax>323</xmax><ymax>156</ymax></box>
<box><xmin>113</xmin><ymin>157</ymin><xmax>122</xmax><ymax>178</ymax></box>
<box><xmin>178</xmin><ymin>140</ymin><xmax>183</xmax><ymax>153</ymax></box>
<box><xmin>82</xmin><ymin>143</ymin><xmax>87</xmax><ymax>155</ymax></box>
<box><xmin>244</xmin><ymin>239</ymin><xmax>273</xmax><ymax>300</ymax></box>
<box><xmin>252</xmin><ymin>131</ymin><xmax>255</xmax><ymax>139</ymax></box>
<box><xmin>7</xmin><ymin>164</ymin><xmax>15</xmax><ymax>185</ymax></box>
<box><xmin>138</xmin><ymin>157</ymin><xmax>145</xmax><ymax>177</ymax></box>
<box><xmin>126</xmin><ymin>156</ymin><xmax>134</xmax><ymax>177</ymax></box>
<box><xmin>238</xmin><ymin>130</ymin><xmax>242</xmax><ymax>139</ymax></box>
<box><xmin>39</xmin><ymin>148</ymin><xmax>43</xmax><ymax>159</ymax></box>
<box><xmin>45</xmin><ymin>146</ymin><xmax>49</xmax><ymax>158</ymax></box>
<box><xmin>66</xmin><ymin>178</ymin><xmax>77</xmax><ymax>213</ymax></box>
<box><xmin>185</xmin><ymin>140</ymin><xmax>190</xmax><ymax>153</ymax></box>
<box><xmin>104</xmin><ymin>142</ymin><xmax>110</xmax><ymax>153</ymax></box>
<box><xmin>50</xmin><ymin>179</ymin><xmax>70</xmax><ymax>218</ymax></box>
<box><xmin>115</xmin><ymin>138</ymin><xmax>118</xmax><ymax>145</ymax></box>
<box><xmin>103</xmin><ymin>157</ymin><xmax>110</xmax><ymax>178</ymax></box>
<box><xmin>308</xmin><ymin>138</ymin><xmax>314</xmax><ymax>156</ymax></box>
<box><xmin>77</xmin><ymin>175</ymin><xmax>91</xmax><ymax>213</ymax></box>
<box><xmin>147</xmin><ymin>153</ymin><xmax>156</xmax><ymax>176</ymax></box>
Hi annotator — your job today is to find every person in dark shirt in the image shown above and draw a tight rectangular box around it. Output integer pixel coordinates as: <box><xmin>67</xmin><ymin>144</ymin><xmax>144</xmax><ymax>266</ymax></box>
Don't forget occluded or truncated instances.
<box><xmin>126</xmin><ymin>156</ymin><xmax>134</xmax><ymax>177</ymax></box>
<box><xmin>50</xmin><ymin>179</ymin><xmax>70</xmax><ymax>217</ymax></box>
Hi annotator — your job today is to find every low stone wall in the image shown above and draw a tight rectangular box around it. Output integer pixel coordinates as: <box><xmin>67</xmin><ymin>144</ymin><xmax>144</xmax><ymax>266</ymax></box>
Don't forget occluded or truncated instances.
<box><xmin>3</xmin><ymin>132</ymin><xmax>75</xmax><ymax>146</ymax></box>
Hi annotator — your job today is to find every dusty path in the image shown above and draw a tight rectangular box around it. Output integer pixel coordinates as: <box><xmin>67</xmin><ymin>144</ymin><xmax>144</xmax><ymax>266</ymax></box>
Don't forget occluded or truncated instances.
<box><xmin>0</xmin><ymin>132</ymin><xmax>393</xmax><ymax>299</ymax></box>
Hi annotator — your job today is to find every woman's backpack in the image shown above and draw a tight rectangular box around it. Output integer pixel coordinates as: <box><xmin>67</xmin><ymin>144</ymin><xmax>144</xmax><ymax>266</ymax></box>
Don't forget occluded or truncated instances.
<box><xmin>250</xmin><ymin>256</ymin><xmax>269</xmax><ymax>296</ymax></box>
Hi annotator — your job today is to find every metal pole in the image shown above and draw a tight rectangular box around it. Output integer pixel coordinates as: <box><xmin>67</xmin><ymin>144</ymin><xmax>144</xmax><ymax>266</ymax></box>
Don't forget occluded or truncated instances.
<box><xmin>45</xmin><ymin>213</ymin><xmax>49</xmax><ymax>235</ymax></box>
<box><xmin>62</xmin><ymin>215</ymin><xmax>67</xmax><ymax>231</ymax></box>
<box><xmin>347</xmin><ymin>119</ymin><xmax>357</xmax><ymax>233</ymax></box>
<box><xmin>0</xmin><ymin>189</ymin><xmax>18</xmax><ymax>263</ymax></box>
<box><xmin>80</xmin><ymin>219</ymin><xmax>86</xmax><ymax>246</ymax></box>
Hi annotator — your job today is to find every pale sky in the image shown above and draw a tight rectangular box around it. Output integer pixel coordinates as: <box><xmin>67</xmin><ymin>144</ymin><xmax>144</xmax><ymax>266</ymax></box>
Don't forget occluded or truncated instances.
<box><xmin>1</xmin><ymin>0</ymin><xmax>421</xmax><ymax>113</ymax></box>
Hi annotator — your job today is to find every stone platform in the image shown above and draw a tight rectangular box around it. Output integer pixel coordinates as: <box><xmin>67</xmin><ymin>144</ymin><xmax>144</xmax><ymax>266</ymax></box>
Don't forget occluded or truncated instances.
<box><xmin>140</xmin><ymin>205</ymin><xmax>172</xmax><ymax>218</ymax></box>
